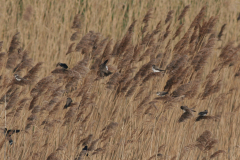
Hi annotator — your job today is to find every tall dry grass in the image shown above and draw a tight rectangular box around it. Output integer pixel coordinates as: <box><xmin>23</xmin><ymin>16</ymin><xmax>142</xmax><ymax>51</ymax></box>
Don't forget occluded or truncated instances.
<box><xmin>0</xmin><ymin>0</ymin><xmax>240</xmax><ymax>159</ymax></box>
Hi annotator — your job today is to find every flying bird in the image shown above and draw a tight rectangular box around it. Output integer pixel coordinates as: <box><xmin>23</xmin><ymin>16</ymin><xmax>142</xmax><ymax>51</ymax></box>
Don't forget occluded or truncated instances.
<box><xmin>64</xmin><ymin>98</ymin><xmax>72</xmax><ymax>109</ymax></box>
<box><xmin>4</xmin><ymin>128</ymin><xmax>20</xmax><ymax>145</ymax></box>
<box><xmin>14</xmin><ymin>74</ymin><xmax>23</xmax><ymax>81</ymax></box>
<box><xmin>99</xmin><ymin>60</ymin><xmax>112</xmax><ymax>77</ymax></box>
<box><xmin>178</xmin><ymin>106</ymin><xmax>196</xmax><ymax>123</ymax></box>
<box><xmin>152</xmin><ymin>65</ymin><xmax>165</xmax><ymax>73</ymax></box>
<box><xmin>156</xmin><ymin>91</ymin><xmax>168</xmax><ymax>97</ymax></box>
<box><xmin>56</xmin><ymin>63</ymin><xmax>68</xmax><ymax>69</ymax></box>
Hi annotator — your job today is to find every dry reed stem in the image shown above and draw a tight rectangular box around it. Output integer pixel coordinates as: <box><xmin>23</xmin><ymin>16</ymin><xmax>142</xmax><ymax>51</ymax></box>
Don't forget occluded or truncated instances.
<box><xmin>210</xmin><ymin>150</ymin><xmax>225</xmax><ymax>159</ymax></box>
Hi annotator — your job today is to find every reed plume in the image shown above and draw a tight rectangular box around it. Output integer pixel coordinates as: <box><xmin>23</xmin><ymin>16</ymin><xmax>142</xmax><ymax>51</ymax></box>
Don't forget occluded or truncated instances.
<box><xmin>72</xmin><ymin>14</ymin><xmax>82</xmax><ymax>30</ymax></box>
<box><xmin>196</xmin><ymin>130</ymin><xmax>218</xmax><ymax>151</ymax></box>
<box><xmin>178</xmin><ymin>5</ymin><xmax>190</xmax><ymax>20</ymax></box>
<box><xmin>23</xmin><ymin>5</ymin><xmax>33</xmax><ymax>21</ymax></box>
<box><xmin>142</xmin><ymin>9</ymin><xmax>153</xmax><ymax>35</ymax></box>
<box><xmin>66</xmin><ymin>43</ymin><xmax>76</xmax><ymax>55</ymax></box>
<box><xmin>165</xmin><ymin>10</ymin><xmax>174</xmax><ymax>24</ymax></box>
<box><xmin>116</xmin><ymin>20</ymin><xmax>136</xmax><ymax>56</ymax></box>
<box><xmin>23</xmin><ymin>62</ymin><xmax>43</xmax><ymax>83</ymax></box>
<box><xmin>218</xmin><ymin>24</ymin><xmax>226</xmax><ymax>41</ymax></box>
<box><xmin>210</xmin><ymin>150</ymin><xmax>225</xmax><ymax>159</ymax></box>
<box><xmin>70</xmin><ymin>32</ymin><xmax>80</xmax><ymax>41</ymax></box>
<box><xmin>6</xmin><ymin>32</ymin><xmax>21</xmax><ymax>69</ymax></box>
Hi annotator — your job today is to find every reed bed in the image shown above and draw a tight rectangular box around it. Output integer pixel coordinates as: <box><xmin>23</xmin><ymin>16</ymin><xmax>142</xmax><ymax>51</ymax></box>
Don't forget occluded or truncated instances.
<box><xmin>0</xmin><ymin>0</ymin><xmax>240</xmax><ymax>159</ymax></box>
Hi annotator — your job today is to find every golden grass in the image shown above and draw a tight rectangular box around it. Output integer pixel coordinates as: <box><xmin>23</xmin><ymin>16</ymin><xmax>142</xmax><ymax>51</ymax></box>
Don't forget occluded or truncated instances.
<box><xmin>0</xmin><ymin>0</ymin><xmax>240</xmax><ymax>159</ymax></box>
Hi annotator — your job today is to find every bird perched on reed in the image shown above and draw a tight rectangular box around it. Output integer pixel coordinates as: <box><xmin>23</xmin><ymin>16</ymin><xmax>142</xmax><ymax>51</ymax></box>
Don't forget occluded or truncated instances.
<box><xmin>196</xmin><ymin>110</ymin><xmax>208</xmax><ymax>121</ymax></box>
<box><xmin>82</xmin><ymin>146</ymin><xmax>88</xmax><ymax>156</ymax></box>
<box><xmin>82</xmin><ymin>145</ymin><xmax>88</xmax><ymax>151</ymax></box>
<box><xmin>198</xmin><ymin>110</ymin><xmax>208</xmax><ymax>116</ymax></box>
<box><xmin>152</xmin><ymin>65</ymin><xmax>165</xmax><ymax>73</ymax></box>
<box><xmin>99</xmin><ymin>60</ymin><xmax>112</xmax><ymax>77</ymax></box>
<box><xmin>4</xmin><ymin>128</ymin><xmax>20</xmax><ymax>145</ymax></box>
<box><xmin>178</xmin><ymin>106</ymin><xmax>196</xmax><ymax>122</ymax></box>
<box><xmin>64</xmin><ymin>97</ymin><xmax>72</xmax><ymax>109</ymax></box>
<box><xmin>14</xmin><ymin>74</ymin><xmax>23</xmax><ymax>81</ymax></box>
<box><xmin>156</xmin><ymin>91</ymin><xmax>168</xmax><ymax>97</ymax></box>
<box><xmin>56</xmin><ymin>63</ymin><xmax>68</xmax><ymax>69</ymax></box>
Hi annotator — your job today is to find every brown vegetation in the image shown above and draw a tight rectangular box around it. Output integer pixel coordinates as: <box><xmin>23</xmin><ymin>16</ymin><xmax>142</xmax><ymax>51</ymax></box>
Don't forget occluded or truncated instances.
<box><xmin>0</xmin><ymin>0</ymin><xmax>240</xmax><ymax>159</ymax></box>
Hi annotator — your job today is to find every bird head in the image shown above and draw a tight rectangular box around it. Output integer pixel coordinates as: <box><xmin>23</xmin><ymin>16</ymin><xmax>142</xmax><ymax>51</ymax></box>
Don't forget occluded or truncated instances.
<box><xmin>180</xmin><ymin>106</ymin><xmax>188</xmax><ymax>110</ymax></box>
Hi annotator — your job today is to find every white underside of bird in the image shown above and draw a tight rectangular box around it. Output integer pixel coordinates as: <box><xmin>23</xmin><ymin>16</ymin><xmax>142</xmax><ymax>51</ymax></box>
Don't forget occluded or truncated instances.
<box><xmin>14</xmin><ymin>75</ymin><xmax>22</xmax><ymax>81</ymax></box>
<box><xmin>152</xmin><ymin>66</ymin><xmax>160</xmax><ymax>72</ymax></box>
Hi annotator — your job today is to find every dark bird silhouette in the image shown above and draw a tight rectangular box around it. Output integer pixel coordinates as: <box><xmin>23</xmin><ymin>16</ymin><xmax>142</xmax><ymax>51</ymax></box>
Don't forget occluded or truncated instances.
<box><xmin>99</xmin><ymin>60</ymin><xmax>112</xmax><ymax>77</ymax></box>
<box><xmin>198</xmin><ymin>110</ymin><xmax>208</xmax><ymax>116</ymax></box>
<box><xmin>196</xmin><ymin>110</ymin><xmax>208</xmax><ymax>121</ymax></box>
<box><xmin>152</xmin><ymin>65</ymin><xmax>165</xmax><ymax>73</ymax></box>
<box><xmin>64</xmin><ymin>98</ymin><xmax>72</xmax><ymax>109</ymax></box>
<box><xmin>75</xmin><ymin>146</ymin><xmax>89</xmax><ymax>160</ymax></box>
<box><xmin>4</xmin><ymin>128</ymin><xmax>20</xmax><ymax>145</ymax></box>
<box><xmin>178</xmin><ymin>106</ymin><xmax>196</xmax><ymax>123</ymax></box>
<box><xmin>156</xmin><ymin>91</ymin><xmax>168</xmax><ymax>97</ymax></box>
<box><xmin>14</xmin><ymin>74</ymin><xmax>23</xmax><ymax>81</ymax></box>
<box><xmin>56</xmin><ymin>63</ymin><xmax>68</xmax><ymax>69</ymax></box>
<box><xmin>82</xmin><ymin>145</ymin><xmax>88</xmax><ymax>151</ymax></box>
<box><xmin>82</xmin><ymin>146</ymin><xmax>88</xmax><ymax>156</ymax></box>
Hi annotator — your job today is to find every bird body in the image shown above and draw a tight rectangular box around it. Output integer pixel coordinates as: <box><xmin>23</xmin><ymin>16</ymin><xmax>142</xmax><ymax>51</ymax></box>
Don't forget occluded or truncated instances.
<box><xmin>99</xmin><ymin>60</ymin><xmax>112</xmax><ymax>77</ymax></box>
<box><xmin>198</xmin><ymin>110</ymin><xmax>208</xmax><ymax>116</ymax></box>
<box><xmin>156</xmin><ymin>91</ymin><xmax>168</xmax><ymax>97</ymax></box>
<box><xmin>152</xmin><ymin>65</ymin><xmax>165</xmax><ymax>73</ymax></box>
<box><xmin>82</xmin><ymin>146</ymin><xmax>88</xmax><ymax>151</ymax></box>
<box><xmin>196</xmin><ymin>110</ymin><xmax>208</xmax><ymax>121</ymax></box>
<box><xmin>14</xmin><ymin>74</ymin><xmax>22</xmax><ymax>81</ymax></box>
<box><xmin>4</xmin><ymin>128</ymin><xmax>20</xmax><ymax>145</ymax></box>
<box><xmin>64</xmin><ymin>98</ymin><xmax>72</xmax><ymax>109</ymax></box>
<box><xmin>57</xmin><ymin>63</ymin><xmax>68</xmax><ymax>69</ymax></box>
